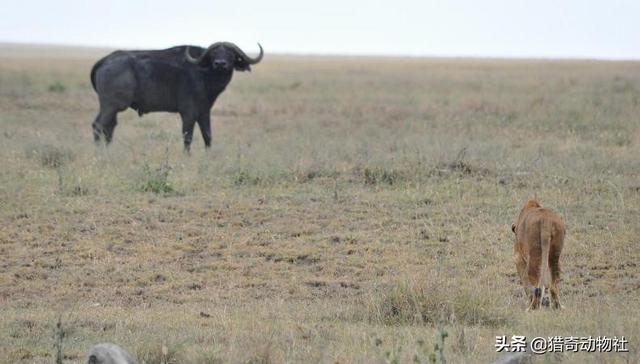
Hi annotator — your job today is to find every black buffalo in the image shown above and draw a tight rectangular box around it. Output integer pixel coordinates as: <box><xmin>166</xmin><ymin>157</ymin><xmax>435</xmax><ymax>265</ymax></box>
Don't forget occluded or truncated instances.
<box><xmin>90</xmin><ymin>42</ymin><xmax>263</xmax><ymax>150</ymax></box>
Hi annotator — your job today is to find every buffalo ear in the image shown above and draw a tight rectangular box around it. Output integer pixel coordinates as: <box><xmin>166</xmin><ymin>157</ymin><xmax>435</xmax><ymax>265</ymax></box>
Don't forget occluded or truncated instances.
<box><xmin>233</xmin><ymin>56</ymin><xmax>251</xmax><ymax>72</ymax></box>
<box><xmin>511</xmin><ymin>224</ymin><xmax>516</xmax><ymax>234</ymax></box>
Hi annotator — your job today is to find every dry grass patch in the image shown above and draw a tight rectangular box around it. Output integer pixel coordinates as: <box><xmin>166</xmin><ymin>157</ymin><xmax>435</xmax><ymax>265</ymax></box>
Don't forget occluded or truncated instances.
<box><xmin>366</xmin><ymin>275</ymin><xmax>510</xmax><ymax>328</ymax></box>
<box><xmin>0</xmin><ymin>46</ymin><xmax>639</xmax><ymax>363</ymax></box>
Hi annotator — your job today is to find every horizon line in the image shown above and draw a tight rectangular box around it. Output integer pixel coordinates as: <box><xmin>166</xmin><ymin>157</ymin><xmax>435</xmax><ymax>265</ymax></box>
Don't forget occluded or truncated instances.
<box><xmin>1</xmin><ymin>40</ymin><xmax>639</xmax><ymax>63</ymax></box>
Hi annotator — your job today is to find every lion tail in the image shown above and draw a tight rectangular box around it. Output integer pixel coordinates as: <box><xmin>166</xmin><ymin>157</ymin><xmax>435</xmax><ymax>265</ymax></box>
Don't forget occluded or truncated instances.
<box><xmin>536</xmin><ymin>218</ymin><xmax>552</xmax><ymax>299</ymax></box>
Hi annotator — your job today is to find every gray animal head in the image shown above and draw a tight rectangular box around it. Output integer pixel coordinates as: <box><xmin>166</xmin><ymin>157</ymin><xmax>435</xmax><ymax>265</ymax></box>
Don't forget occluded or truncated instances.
<box><xmin>87</xmin><ymin>343</ymin><xmax>137</xmax><ymax>364</ymax></box>
<box><xmin>185</xmin><ymin>42</ymin><xmax>263</xmax><ymax>72</ymax></box>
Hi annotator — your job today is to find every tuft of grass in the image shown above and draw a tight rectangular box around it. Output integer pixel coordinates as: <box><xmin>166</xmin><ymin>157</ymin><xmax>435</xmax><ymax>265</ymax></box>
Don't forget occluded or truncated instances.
<box><xmin>54</xmin><ymin>317</ymin><xmax>64</xmax><ymax>364</ymax></box>
<box><xmin>371</xmin><ymin>329</ymin><xmax>449</xmax><ymax>364</ymax></box>
<box><xmin>47</xmin><ymin>81</ymin><xmax>66</xmax><ymax>93</ymax></box>
<box><xmin>363</xmin><ymin>167</ymin><xmax>403</xmax><ymax>185</ymax></box>
<box><xmin>433</xmin><ymin>148</ymin><xmax>491</xmax><ymax>177</ymax></box>
<box><xmin>136</xmin><ymin>341</ymin><xmax>185</xmax><ymax>364</ymax></box>
<box><xmin>69</xmin><ymin>184</ymin><xmax>91</xmax><ymax>196</ymax></box>
<box><xmin>140</xmin><ymin>162</ymin><xmax>174</xmax><ymax>194</ymax></box>
<box><xmin>26</xmin><ymin>143</ymin><xmax>74</xmax><ymax>168</ymax></box>
<box><xmin>233</xmin><ymin>169</ymin><xmax>263</xmax><ymax>186</ymax></box>
<box><xmin>139</xmin><ymin>148</ymin><xmax>176</xmax><ymax>195</ymax></box>
<box><xmin>367</xmin><ymin>279</ymin><xmax>509</xmax><ymax>327</ymax></box>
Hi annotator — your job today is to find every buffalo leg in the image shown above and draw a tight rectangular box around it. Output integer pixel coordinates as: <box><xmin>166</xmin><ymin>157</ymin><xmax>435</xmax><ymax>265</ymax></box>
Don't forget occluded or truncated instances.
<box><xmin>181</xmin><ymin>113</ymin><xmax>197</xmax><ymax>152</ymax></box>
<box><xmin>92</xmin><ymin>112</ymin><xmax>102</xmax><ymax>142</ymax></box>
<box><xmin>197</xmin><ymin>113</ymin><xmax>212</xmax><ymax>148</ymax></box>
<box><xmin>104</xmin><ymin>116</ymin><xmax>118</xmax><ymax>144</ymax></box>
<box><xmin>93</xmin><ymin>109</ymin><xmax>118</xmax><ymax>145</ymax></box>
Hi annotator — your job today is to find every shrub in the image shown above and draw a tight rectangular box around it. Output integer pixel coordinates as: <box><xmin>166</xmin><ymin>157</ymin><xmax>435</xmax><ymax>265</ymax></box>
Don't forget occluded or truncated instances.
<box><xmin>140</xmin><ymin>152</ymin><xmax>175</xmax><ymax>195</ymax></box>
<box><xmin>141</xmin><ymin>163</ymin><xmax>174</xmax><ymax>194</ymax></box>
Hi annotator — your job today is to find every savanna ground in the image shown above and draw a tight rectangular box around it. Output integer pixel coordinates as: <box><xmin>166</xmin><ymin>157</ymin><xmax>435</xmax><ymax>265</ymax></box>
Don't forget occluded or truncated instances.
<box><xmin>0</xmin><ymin>43</ymin><xmax>639</xmax><ymax>363</ymax></box>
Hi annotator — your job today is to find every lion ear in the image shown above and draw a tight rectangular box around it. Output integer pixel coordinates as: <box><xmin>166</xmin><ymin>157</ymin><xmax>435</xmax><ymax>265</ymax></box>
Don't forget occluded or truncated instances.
<box><xmin>511</xmin><ymin>224</ymin><xmax>516</xmax><ymax>233</ymax></box>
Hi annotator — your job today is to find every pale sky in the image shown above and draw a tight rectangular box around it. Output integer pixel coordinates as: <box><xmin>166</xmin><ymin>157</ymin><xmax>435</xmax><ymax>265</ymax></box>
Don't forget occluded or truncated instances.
<box><xmin>1</xmin><ymin>0</ymin><xmax>639</xmax><ymax>59</ymax></box>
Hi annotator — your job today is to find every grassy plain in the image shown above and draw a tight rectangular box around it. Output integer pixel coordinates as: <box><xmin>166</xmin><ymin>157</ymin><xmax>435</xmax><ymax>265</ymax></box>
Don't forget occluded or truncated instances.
<box><xmin>0</xmin><ymin>44</ymin><xmax>639</xmax><ymax>363</ymax></box>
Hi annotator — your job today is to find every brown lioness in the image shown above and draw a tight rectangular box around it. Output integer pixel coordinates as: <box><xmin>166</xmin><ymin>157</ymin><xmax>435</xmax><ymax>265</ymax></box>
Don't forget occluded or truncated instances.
<box><xmin>511</xmin><ymin>199</ymin><xmax>565</xmax><ymax>310</ymax></box>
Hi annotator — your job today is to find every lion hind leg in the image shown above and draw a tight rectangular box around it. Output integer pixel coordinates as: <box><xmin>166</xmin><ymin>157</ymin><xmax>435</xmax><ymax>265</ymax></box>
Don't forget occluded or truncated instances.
<box><xmin>527</xmin><ymin>253</ymin><xmax>542</xmax><ymax>311</ymax></box>
<box><xmin>529</xmin><ymin>219</ymin><xmax>552</xmax><ymax>311</ymax></box>
<box><xmin>550</xmin><ymin>258</ymin><xmax>564</xmax><ymax>309</ymax></box>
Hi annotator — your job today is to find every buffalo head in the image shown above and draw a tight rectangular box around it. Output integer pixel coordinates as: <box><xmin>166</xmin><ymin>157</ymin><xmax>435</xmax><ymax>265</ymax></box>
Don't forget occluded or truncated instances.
<box><xmin>185</xmin><ymin>42</ymin><xmax>263</xmax><ymax>71</ymax></box>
